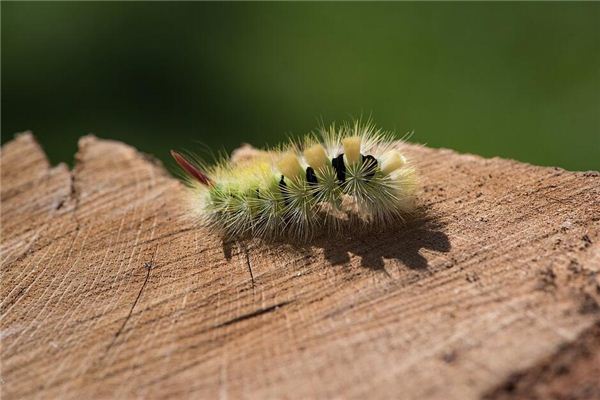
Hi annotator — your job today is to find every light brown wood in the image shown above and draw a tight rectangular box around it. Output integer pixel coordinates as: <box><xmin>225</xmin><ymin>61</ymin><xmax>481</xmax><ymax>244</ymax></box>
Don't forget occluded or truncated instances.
<box><xmin>1</xmin><ymin>132</ymin><xmax>599</xmax><ymax>399</ymax></box>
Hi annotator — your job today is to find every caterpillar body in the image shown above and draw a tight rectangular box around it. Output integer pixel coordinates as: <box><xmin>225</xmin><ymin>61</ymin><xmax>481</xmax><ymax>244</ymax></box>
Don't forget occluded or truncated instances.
<box><xmin>172</xmin><ymin>122</ymin><xmax>418</xmax><ymax>241</ymax></box>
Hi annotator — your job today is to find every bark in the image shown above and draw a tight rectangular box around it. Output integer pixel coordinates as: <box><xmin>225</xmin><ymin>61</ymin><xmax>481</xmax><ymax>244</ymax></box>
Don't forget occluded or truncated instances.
<box><xmin>1</xmin><ymin>133</ymin><xmax>599</xmax><ymax>399</ymax></box>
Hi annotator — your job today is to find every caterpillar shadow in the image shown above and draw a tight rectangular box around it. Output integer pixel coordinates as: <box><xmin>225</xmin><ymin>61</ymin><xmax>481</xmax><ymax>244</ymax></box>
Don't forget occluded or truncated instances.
<box><xmin>306</xmin><ymin>214</ymin><xmax>451</xmax><ymax>272</ymax></box>
<box><xmin>223</xmin><ymin>211</ymin><xmax>451</xmax><ymax>274</ymax></box>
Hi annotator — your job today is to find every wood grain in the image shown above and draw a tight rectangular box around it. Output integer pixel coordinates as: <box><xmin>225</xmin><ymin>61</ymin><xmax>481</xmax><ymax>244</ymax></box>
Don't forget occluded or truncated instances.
<box><xmin>1</xmin><ymin>132</ymin><xmax>599</xmax><ymax>399</ymax></box>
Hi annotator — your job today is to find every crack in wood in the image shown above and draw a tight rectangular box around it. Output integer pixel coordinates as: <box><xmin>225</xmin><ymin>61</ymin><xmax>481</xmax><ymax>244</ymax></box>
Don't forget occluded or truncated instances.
<box><xmin>103</xmin><ymin>247</ymin><xmax>158</xmax><ymax>357</ymax></box>
<box><xmin>68</xmin><ymin>167</ymin><xmax>82</xmax><ymax>229</ymax></box>
<box><xmin>213</xmin><ymin>301</ymin><xmax>291</xmax><ymax>330</ymax></box>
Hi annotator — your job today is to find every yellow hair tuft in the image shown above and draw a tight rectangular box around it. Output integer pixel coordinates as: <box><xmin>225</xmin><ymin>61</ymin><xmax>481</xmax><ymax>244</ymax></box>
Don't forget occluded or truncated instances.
<box><xmin>303</xmin><ymin>144</ymin><xmax>329</xmax><ymax>170</ymax></box>
<box><xmin>381</xmin><ymin>150</ymin><xmax>406</xmax><ymax>175</ymax></box>
<box><xmin>277</xmin><ymin>152</ymin><xmax>304</xmax><ymax>180</ymax></box>
<box><xmin>342</xmin><ymin>136</ymin><xmax>361</xmax><ymax>165</ymax></box>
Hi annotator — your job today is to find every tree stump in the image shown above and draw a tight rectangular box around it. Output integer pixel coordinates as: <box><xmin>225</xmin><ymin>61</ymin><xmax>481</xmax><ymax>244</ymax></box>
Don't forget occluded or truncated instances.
<box><xmin>1</xmin><ymin>133</ymin><xmax>599</xmax><ymax>399</ymax></box>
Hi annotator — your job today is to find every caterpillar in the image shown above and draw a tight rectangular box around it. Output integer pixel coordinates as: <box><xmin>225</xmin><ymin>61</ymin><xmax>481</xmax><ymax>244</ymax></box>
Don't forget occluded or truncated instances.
<box><xmin>171</xmin><ymin>121</ymin><xmax>418</xmax><ymax>241</ymax></box>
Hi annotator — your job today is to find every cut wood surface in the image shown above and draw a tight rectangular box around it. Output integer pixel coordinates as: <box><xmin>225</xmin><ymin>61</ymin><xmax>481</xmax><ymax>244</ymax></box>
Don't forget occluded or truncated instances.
<box><xmin>1</xmin><ymin>133</ymin><xmax>599</xmax><ymax>400</ymax></box>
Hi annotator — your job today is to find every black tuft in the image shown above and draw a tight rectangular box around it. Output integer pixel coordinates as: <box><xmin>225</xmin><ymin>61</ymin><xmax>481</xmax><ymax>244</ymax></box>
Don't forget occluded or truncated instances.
<box><xmin>279</xmin><ymin>175</ymin><xmax>290</xmax><ymax>205</ymax></box>
<box><xmin>362</xmin><ymin>155</ymin><xmax>378</xmax><ymax>179</ymax></box>
<box><xmin>306</xmin><ymin>167</ymin><xmax>318</xmax><ymax>186</ymax></box>
<box><xmin>331</xmin><ymin>154</ymin><xmax>346</xmax><ymax>183</ymax></box>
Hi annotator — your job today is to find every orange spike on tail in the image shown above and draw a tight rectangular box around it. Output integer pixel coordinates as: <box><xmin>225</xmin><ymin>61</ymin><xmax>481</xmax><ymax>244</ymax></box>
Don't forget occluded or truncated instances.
<box><xmin>170</xmin><ymin>150</ymin><xmax>213</xmax><ymax>186</ymax></box>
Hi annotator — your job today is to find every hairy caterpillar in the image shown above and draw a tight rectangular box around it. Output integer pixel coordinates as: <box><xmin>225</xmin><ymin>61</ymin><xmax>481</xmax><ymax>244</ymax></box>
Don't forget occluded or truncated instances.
<box><xmin>172</xmin><ymin>122</ymin><xmax>417</xmax><ymax>241</ymax></box>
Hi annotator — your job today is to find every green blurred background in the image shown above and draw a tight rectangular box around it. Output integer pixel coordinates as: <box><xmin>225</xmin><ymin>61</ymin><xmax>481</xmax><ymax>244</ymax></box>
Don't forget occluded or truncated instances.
<box><xmin>2</xmin><ymin>2</ymin><xmax>599</xmax><ymax>170</ymax></box>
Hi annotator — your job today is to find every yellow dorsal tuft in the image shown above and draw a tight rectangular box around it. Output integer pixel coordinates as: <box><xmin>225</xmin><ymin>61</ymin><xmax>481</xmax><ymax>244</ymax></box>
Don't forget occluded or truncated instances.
<box><xmin>342</xmin><ymin>136</ymin><xmax>361</xmax><ymax>166</ymax></box>
<box><xmin>381</xmin><ymin>150</ymin><xmax>406</xmax><ymax>175</ymax></box>
<box><xmin>303</xmin><ymin>144</ymin><xmax>329</xmax><ymax>170</ymax></box>
<box><xmin>277</xmin><ymin>152</ymin><xmax>304</xmax><ymax>180</ymax></box>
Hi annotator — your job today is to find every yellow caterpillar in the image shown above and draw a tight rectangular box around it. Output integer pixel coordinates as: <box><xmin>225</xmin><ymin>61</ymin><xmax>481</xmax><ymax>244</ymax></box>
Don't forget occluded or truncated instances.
<box><xmin>172</xmin><ymin>121</ymin><xmax>417</xmax><ymax>240</ymax></box>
